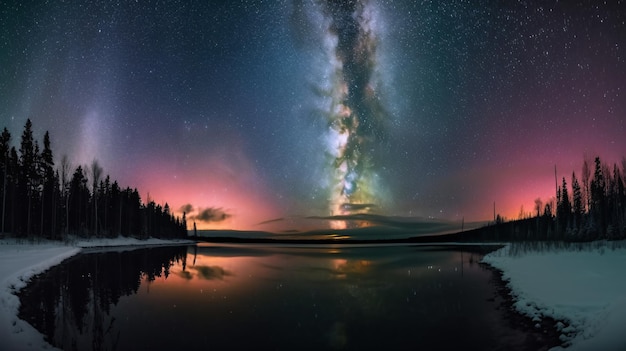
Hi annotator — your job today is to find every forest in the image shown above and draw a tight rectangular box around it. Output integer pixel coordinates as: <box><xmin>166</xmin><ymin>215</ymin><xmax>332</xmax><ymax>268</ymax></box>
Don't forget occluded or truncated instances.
<box><xmin>0</xmin><ymin>119</ymin><xmax>187</xmax><ymax>240</ymax></box>
<box><xmin>471</xmin><ymin>156</ymin><xmax>626</xmax><ymax>242</ymax></box>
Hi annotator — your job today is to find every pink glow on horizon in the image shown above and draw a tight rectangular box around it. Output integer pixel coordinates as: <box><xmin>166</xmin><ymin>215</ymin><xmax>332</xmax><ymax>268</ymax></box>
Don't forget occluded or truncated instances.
<box><xmin>109</xmin><ymin>106</ymin><xmax>624</xmax><ymax>232</ymax></box>
<box><xmin>119</xmin><ymin>149</ymin><xmax>282</xmax><ymax>231</ymax></box>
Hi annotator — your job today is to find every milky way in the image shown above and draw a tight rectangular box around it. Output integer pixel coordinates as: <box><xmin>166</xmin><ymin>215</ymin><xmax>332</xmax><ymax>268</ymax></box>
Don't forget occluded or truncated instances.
<box><xmin>314</xmin><ymin>0</ymin><xmax>388</xmax><ymax>223</ymax></box>
<box><xmin>1</xmin><ymin>1</ymin><xmax>625</xmax><ymax>230</ymax></box>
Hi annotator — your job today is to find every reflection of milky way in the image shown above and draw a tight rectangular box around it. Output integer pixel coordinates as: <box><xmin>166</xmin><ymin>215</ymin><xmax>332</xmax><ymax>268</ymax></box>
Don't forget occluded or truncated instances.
<box><xmin>318</xmin><ymin>0</ymin><xmax>388</xmax><ymax>223</ymax></box>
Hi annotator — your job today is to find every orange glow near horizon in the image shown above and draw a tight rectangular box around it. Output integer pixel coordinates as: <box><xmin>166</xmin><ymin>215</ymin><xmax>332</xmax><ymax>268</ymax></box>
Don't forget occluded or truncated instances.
<box><xmin>456</xmin><ymin>154</ymin><xmax>626</xmax><ymax>223</ymax></box>
<box><xmin>119</xmin><ymin>149</ymin><xmax>282</xmax><ymax>231</ymax></box>
<box><xmin>143</xmin><ymin>176</ymin><xmax>280</xmax><ymax>231</ymax></box>
<box><xmin>117</xmin><ymin>146</ymin><xmax>625</xmax><ymax>232</ymax></box>
<box><xmin>164</xmin><ymin>246</ymin><xmax>378</xmax><ymax>285</ymax></box>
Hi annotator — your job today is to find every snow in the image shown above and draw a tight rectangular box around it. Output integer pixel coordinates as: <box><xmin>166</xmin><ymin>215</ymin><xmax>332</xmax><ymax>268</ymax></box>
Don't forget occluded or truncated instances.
<box><xmin>483</xmin><ymin>241</ymin><xmax>626</xmax><ymax>351</ymax></box>
<box><xmin>0</xmin><ymin>236</ymin><xmax>194</xmax><ymax>351</ymax></box>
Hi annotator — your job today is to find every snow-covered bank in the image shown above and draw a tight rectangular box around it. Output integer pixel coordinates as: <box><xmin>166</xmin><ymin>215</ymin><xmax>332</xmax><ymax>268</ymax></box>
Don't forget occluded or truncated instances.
<box><xmin>483</xmin><ymin>241</ymin><xmax>626</xmax><ymax>351</ymax></box>
<box><xmin>0</xmin><ymin>242</ymin><xmax>78</xmax><ymax>350</ymax></box>
<box><xmin>72</xmin><ymin>236</ymin><xmax>194</xmax><ymax>249</ymax></box>
<box><xmin>0</xmin><ymin>237</ymin><xmax>194</xmax><ymax>350</ymax></box>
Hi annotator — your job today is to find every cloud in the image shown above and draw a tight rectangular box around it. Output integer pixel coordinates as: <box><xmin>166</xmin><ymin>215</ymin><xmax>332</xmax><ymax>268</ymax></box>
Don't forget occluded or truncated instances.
<box><xmin>340</xmin><ymin>203</ymin><xmax>377</xmax><ymax>211</ymax></box>
<box><xmin>178</xmin><ymin>203</ymin><xmax>194</xmax><ymax>214</ymax></box>
<box><xmin>307</xmin><ymin>213</ymin><xmax>457</xmax><ymax>231</ymax></box>
<box><xmin>192</xmin><ymin>207</ymin><xmax>232</xmax><ymax>223</ymax></box>
<box><xmin>257</xmin><ymin>217</ymin><xmax>285</xmax><ymax>225</ymax></box>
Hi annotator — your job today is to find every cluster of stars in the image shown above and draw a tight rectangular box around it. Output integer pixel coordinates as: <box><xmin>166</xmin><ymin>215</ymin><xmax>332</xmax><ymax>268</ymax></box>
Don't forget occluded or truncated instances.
<box><xmin>0</xmin><ymin>0</ymin><xmax>624</xmax><ymax>229</ymax></box>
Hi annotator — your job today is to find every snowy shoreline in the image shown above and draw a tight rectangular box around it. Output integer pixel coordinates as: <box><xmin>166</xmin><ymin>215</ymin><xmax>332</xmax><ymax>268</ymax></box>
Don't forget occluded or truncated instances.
<box><xmin>0</xmin><ymin>237</ymin><xmax>195</xmax><ymax>350</ymax></box>
<box><xmin>2</xmin><ymin>238</ymin><xmax>625</xmax><ymax>350</ymax></box>
<box><xmin>483</xmin><ymin>240</ymin><xmax>626</xmax><ymax>351</ymax></box>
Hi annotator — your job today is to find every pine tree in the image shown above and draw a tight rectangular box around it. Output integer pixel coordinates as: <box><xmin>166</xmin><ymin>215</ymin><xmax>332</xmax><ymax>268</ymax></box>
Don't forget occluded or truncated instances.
<box><xmin>40</xmin><ymin>131</ymin><xmax>55</xmax><ymax>238</ymax></box>
<box><xmin>582</xmin><ymin>158</ymin><xmax>591</xmax><ymax>213</ymax></box>
<box><xmin>59</xmin><ymin>155</ymin><xmax>72</xmax><ymax>236</ymax></box>
<box><xmin>19</xmin><ymin>119</ymin><xmax>39</xmax><ymax>236</ymax></box>
<box><xmin>110</xmin><ymin>180</ymin><xmax>121</xmax><ymax>236</ymax></box>
<box><xmin>1</xmin><ymin>128</ymin><xmax>11</xmax><ymax>236</ymax></box>
<box><xmin>90</xmin><ymin>159</ymin><xmax>102</xmax><ymax>236</ymax></box>
<box><xmin>610</xmin><ymin>164</ymin><xmax>625</xmax><ymax>238</ymax></box>
<box><xmin>572</xmin><ymin>172</ymin><xmax>583</xmax><ymax>232</ymax></box>
<box><xmin>557</xmin><ymin>177</ymin><xmax>571</xmax><ymax>237</ymax></box>
<box><xmin>69</xmin><ymin>166</ymin><xmax>89</xmax><ymax>235</ymax></box>
<box><xmin>590</xmin><ymin>157</ymin><xmax>606</xmax><ymax>236</ymax></box>
<box><xmin>8</xmin><ymin>147</ymin><xmax>19</xmax><ymax>234</ymax></box>
<box><xmin>102</xmin><ymin>175</ymin><xmax>111</xmax><ymax>237</ymax></box>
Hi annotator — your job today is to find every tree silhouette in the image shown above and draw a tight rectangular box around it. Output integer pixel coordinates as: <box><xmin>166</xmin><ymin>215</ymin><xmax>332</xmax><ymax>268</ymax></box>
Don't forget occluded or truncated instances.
<box><xmin>572</xmin><ymin>172</ymin><xmax>583</xmax><ymax>231</ymax></box>
<box><xmin>40</xmin><ymin>131</ymin><xmax>56</xmax><ymax>238</ymax></box>
<box><xmin>6</xmin><ymin>120</ymin><xmax>188</xmax><ymax>239</ymax></box>
<box><xmin>19</xmin><ymin>119</ymin><xmax>38</xmax><ymax>237</ymax></box>
<box><xmin>557</xmin><ymin>177</ymin><xmax>571</xmax><ymax>237</ymax></box>
<box><xmin>90</xmin><ymin>159</ymin><xmax>102</xmax><ymax>237</ymax></box>
<box><xmin>59</xmin><ymin>155</ymin><xmax>72</xmax><ymax>237</ymax></box>
<box><xmin>590</xmin><ymin>157</ymin><xmax>607</xmax><ymax>235</ymax></box>
<box><xmin>1</xmin><ymin>128</ymin><xmax>11</xmax><ymax>236</ymax></box>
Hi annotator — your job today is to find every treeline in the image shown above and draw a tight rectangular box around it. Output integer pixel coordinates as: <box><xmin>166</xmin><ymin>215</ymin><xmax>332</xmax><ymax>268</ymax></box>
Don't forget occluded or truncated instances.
<box><xmin>0</xmin><ymin>119</ymin><xmax>188</xmax><ymax>239</ymax></box>
<box><xmin>554</xmin><ymin>156</ymin><xmax>626</xmax><ymax>240</ymax></box>
<box><xmin>478</xmin><ymin>156</ymin><xmax>626</xmax><ymax>242</ymax></box>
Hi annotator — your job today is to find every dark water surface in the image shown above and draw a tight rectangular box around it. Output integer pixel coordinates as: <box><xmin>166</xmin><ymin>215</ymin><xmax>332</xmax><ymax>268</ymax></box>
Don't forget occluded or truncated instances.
<box><xmin>19</xmin><ymin>244</ymin><xmax>549</xmax><ymax>350</ymax></box>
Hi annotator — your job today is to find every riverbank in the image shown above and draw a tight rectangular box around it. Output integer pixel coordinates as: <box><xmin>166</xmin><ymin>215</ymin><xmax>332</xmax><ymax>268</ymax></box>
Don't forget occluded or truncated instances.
<box><xmin>0</xmin><ymin>237</ymin><xmax>194</xmax><ymax>350</ymax></box>
<box><xmin>3</xmin><ymin>238</ymin><xmax>624</xmax><ymax>350</ymax></box>
<box><xmin>483</xmin><ymin>240</ymin><xmax>626</xmax><ymax>350</ymax></box>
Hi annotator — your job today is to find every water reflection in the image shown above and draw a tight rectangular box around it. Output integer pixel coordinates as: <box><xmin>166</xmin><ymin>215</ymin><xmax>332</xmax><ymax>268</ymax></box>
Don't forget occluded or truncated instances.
<box><xmin>19</xmin><ymin>244</ymin><xmax>550</xmax><ymax>350</ymax></box>
<box><xmin>19</xmin><ymin>246</ymin><xmax>188</xmax><ymax>351</ymax></box>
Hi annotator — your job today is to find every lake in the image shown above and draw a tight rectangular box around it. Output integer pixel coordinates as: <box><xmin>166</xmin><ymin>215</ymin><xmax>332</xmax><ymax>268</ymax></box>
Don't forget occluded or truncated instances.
<box><xmin>18</xmin><ymin>243</ymin><xmax>555</xmax><ymax>350</ymax></box>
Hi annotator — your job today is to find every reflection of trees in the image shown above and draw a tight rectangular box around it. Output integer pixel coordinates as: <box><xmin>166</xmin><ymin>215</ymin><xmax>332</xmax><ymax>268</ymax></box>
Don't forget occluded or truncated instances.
<box><xmin>18</xmin><ymin>245</ymin><xmax>188</xmax><ymax>351</ymax></box>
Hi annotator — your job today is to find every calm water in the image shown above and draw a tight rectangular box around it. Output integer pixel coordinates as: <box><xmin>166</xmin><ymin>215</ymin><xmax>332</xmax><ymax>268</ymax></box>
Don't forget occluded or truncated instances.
<box><xmin>19</xmin><ymin>244</ymin><xmax>549</xmax><ymax>350</ymax></box>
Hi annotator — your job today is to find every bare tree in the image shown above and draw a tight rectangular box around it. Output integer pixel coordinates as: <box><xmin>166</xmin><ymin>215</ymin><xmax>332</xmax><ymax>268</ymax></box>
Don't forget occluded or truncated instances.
<box><xmin>534</xmin><ymin>198</ymin><xmax>543</xmax><ymax>218</ymax></box>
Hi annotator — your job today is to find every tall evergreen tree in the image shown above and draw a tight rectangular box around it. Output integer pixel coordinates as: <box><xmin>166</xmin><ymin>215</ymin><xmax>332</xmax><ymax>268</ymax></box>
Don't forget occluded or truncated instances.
<box><xmin>557</xmin><ymin>177</ymin><xmax>571</xmax><ymax>237</ymax></box>
<box><xmin>101</xmin><ymin>175</ymin><xmax>111</xmax><ymax>237</ymax></box>
<box><xmin>8</xmin><ymin>147</ymin><xmax>19</xmax><ymax>234</ymax></box>
<box><xmin>590</xmin><ymin>157</ymin><xmax>607</xmax><ymax>235</ymax></box>
<box><xmin>19</xmin><ymin>119</ymin><xmax>40</xmax><ymax>236</ymax></box>
<box><xmin>59</xmin><ymin>155</ymin><xmax>72</xmax><ymax>236</ymax></box>
<box><xmin>90</xmin><ymin>159</ymin><xmax>102</xmax><ymax>236</ymax></box>
<box><xmin>110</xmin><ymin>180</ymin><xmax>121</xmax><ymax>236</ymax></box>
<box><xmin>582</xmin><ymin>158</ymin><xmax>591</xmax><ymax>213</ymax></box>
<box><xmin>69</xmin><ymin>166</ymin><xmax>89</xmax><ymax>235</ymax></box>
<box><xmin>1</xmin><ymin>128</ymin><xmax>11</xmax><ymax>236</ymax></box>
<box><xmin>572</xmin><ymin>172</ymin><xmax>583</xmax><ymax>232</ymax></box>
<box><xmin>39</xmin><ymin>131</ymin><xmax>55</xmax><ymax>237</ymax></box>
<box><xmin>610</xmin><ymin>164</ymin><xmax>625</xmax><ymax>237</ymax></box>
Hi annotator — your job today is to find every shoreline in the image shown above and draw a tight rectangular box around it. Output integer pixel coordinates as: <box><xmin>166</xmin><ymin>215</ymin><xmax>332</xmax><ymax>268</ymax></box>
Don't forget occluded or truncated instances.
<box><xmin>3</xmin><ymin>237</ymin><xmax>617</xmax><ymax>350</ymax></box>
<box><xmin>0</xmin><ymin>237</ymin><xmax>194</xmax><ymax>350</ymax></box>
<box><xmin>482</xmin><ymin>263</ymin><xmax>564</xmax><ymax>350</ymax></box>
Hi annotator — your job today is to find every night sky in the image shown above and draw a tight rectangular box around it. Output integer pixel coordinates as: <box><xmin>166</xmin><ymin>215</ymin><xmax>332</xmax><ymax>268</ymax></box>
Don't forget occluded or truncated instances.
<box><xmin>1</xmin><ymin>0</ymin><xmax>625</xmax><ymax>231</ymax></box>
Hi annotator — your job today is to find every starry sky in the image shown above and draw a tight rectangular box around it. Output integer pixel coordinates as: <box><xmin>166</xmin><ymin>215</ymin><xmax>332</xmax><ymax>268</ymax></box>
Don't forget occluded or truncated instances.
<box><xmin>1</xmin><ymin>0</ymin><xmax>625</xmax><ymax>232</ymax></box>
